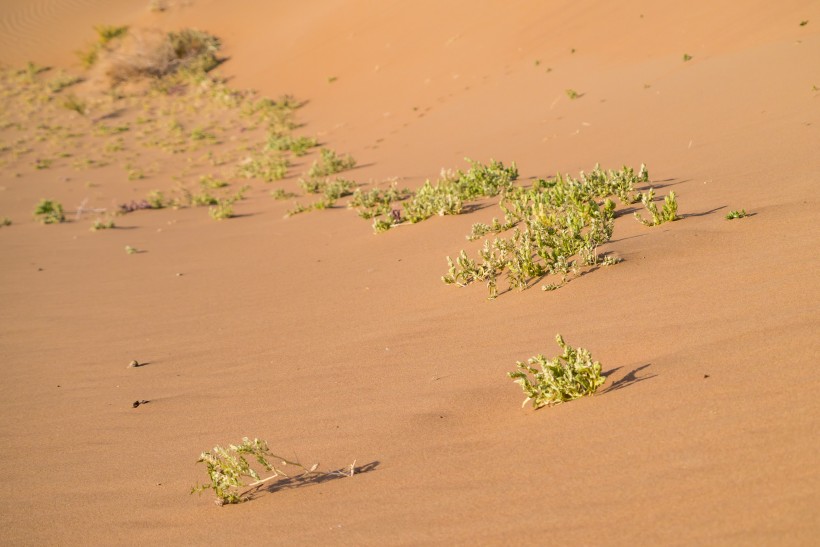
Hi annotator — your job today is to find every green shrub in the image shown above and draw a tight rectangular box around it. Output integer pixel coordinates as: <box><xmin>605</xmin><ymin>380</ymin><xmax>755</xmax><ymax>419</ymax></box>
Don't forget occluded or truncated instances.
<box><xmin>508</xmin><ymin>334</ymin><xmax>606</xmax><ymax>409</ymax></box>
<box><xmin>208</xmin><ymin>199</ymin><xmax>233</xmax><ymax>220</ymax></box>
<box><xmin>634</xmin><ymin>189</ymin><xmax>678</xmax><ymax>226</ymax></box>
<box><xmin>191</xmin><ymin>437</ymin><xmax>355</xmax><ymax>506</ymax></box>
<box><xmin>91</xmin><ymin>218</ymin><xmax>115</xmax><ymax>231</ymax></box>
<box><xmin>237</xmin><ymin>154</ymin><xmax>289</xmax><ymax>182</ymax></box>
<box><xmin>725</xmin><ymin>209</ymin><xmax>748</xmax><ymax>220</ymax></box>
<box><xmin>440</xmin><ymin>164</ymin><xmax>653</xmax><ymax>297</ymax></box>
<box><xmin>308</xmin><ymin>148</ymin><xmax>356</xmax><ymax>177</ymax></box>
<box><xmin>34</xmin><ymin>199</ymin><xmax>65</xmax><ymax>224</ymax></box>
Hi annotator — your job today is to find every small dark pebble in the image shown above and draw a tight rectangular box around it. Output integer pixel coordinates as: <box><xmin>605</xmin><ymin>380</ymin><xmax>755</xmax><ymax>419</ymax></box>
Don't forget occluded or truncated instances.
<box><xmin>704</xmin><ymin>374</ymin><xmax>710</xmax><ymax>379</ymax></box>
<box><xmin>132</xmin><ymin>399</ymin><xmax>150</xmax><ymax>408</ymax></box>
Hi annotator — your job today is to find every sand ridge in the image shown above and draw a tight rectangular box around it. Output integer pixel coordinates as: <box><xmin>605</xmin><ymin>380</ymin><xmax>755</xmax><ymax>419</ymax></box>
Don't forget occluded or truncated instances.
<box><xmin>0</xmin><ymin>0</ymin><xmax>819</xmax><ymax>545</ymax></box>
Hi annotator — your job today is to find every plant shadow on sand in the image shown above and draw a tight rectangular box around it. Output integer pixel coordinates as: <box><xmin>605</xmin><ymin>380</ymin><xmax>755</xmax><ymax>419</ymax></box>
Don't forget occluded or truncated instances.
<box><xmin>601</xmin><ymin>364</ymin><xmax>656</xmax><ymax>394</ymax></box>
<box><xmin>244</xmin><ymin>460</ymin><xmax>381</xmax><ymax>502</ymax></box>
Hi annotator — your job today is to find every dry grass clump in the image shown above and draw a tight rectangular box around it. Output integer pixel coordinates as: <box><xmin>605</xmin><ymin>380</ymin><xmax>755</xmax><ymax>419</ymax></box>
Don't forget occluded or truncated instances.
<box><xmin>103</xmin><ymin>28</ymin><xmax>221</xmax><ymax>84</ymax></box>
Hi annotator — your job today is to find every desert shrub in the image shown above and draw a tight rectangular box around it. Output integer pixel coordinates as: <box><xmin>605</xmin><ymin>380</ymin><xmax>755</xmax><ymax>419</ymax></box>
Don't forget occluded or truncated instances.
<box><xmin>509</xmin><ymin>334</ymin><xmax>606</xmax><ymax>409</ymax></box>
<box><xmin>348</xmin><ymin>183</ymin><xmax>411</xmax><ymax>219</ymax></box>
<box><xmin>266</xmin><ymin>133</ymin><xmax>317</xmax><ymax>156</ymax></box>
<box><xmin>237</xmin><ymin>154</ymin><xmax>289</xmax><ymax>182</ymax></box>
<box><xmin>634</xmin><ymin>189</ymin><xmax>678</xmax><ymax>226</ymax></box>
<box><xmin>192</xmin><ymin>437</ymin><xmax>355</xmax><ymax>506</ymax></box>
<box><xmin>208</xmin><ymin>199</ymin><xmax>233</xmax><ymax>220</ymax></box>
<box><xmin>369</xmin><ymin>159</ymin><xmax>517</xmax><ymax>232</ymax></box>
<box><xmin>442</xmin><ymin>165</ymin><xmax>653</xmax><ymax>297</ymax></box>
<box><xmin>308</xmin><ymin>148</ymin><xmax>356</xmax><ymax>177</ymax></box>
<box><xmin>61</xmin><ymin>95</ymin><xmax>87</xmax><ymax>115</ymax></box>
<box><xmin>33</xmin><ymin>199</ymin><xmax>65</xmax><ymax>224</ymax></box>
<box><xmin>725</xmin><ymin>209</ymin><xmax>748</xmax><ymax>220</ymax></box>
<box><xmin>91</xmin><ymin>218</ymin><xmax>115</xmax><ymax>231</ymax></box>
<box><xmin>104</xmin><ymin>27</ymin><xmax>220</xmax><ymax>84</ymax></box>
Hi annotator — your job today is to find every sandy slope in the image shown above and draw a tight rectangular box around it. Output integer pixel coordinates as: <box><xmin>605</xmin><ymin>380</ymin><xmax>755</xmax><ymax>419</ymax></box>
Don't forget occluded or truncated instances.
<box><xmin>1</xmin><ymin>1</ymin><xmax>819</xmax><ymax>545</ymax></box>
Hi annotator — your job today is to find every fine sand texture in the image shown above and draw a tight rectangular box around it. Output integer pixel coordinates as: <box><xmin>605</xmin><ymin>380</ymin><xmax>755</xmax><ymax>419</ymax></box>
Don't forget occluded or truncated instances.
<box><xmin>1</xmin><ymin>1</ymin><xmax>819</xmax><ymax>545</ymax></box>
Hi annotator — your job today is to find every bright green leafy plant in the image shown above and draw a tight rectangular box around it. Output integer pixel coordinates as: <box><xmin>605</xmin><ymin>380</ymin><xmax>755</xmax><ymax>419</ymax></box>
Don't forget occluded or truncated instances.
<box><xmin>34</xmin><ymin>199</ymin><xmax>65</xmax><ymax>224</ymax></box>
<box><xmin>509</xmin><ymin>334</ymin><xmax>606</xmax><ymax>409</ymax></box>
<box><xmin>725</xmin><ymin>209</ymin><xmax>748</xmax><ymax>220</ymax></box>
<box><xmin>192</xmin><ymin>437</ymin><xmax>355</xmax><ymax>506</ymax></box>
<box><xmin>634</xmin><ymin>189</ymin><xmax>678</xmax><ymax>226</ymax></box>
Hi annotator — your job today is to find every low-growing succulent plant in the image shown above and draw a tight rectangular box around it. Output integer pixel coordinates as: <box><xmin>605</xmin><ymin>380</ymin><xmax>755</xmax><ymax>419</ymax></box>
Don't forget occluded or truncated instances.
<box><xmin>509</xmin><ymin>334</ymin><xmax>606</xmax><ymax>409</ymax></box>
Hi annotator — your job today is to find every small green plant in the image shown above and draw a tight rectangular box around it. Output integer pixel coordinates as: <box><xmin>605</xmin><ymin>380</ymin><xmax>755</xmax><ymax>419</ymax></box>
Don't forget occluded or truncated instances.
<box><xmin>47</xmin><ymin>73</ymin><xmax>82</xmax><ymax>93</ymax></box>
<box><xmin>266</xmin><ymin>133</ymin><xmax>317</xmax><ymax>156</ymax></box>
<box><xmin>1</xmin><ymin>217</ymin><xmax>11</xmax><ymax>227</ymax></box>
<box><xmin>308</xmin><ymin>148</ymin><xmax>356</xmax><ymax>177</ymax></box>
<box><xmin>192</xmin><ymin>437</ymin><xmax>355</xmax><ymax>506</ymax></box>
<box><xmin>61</xmin><ymin>95</ymin><xmax>87</xmax><ymax>115</ymax></box>
<box><xmin>146</xmin><ymin>190</ymin><xmax>166</xmax><ymax>209</ymax></box>
<box><xmin>682</xmin><ymin>53</ymin><xmax>693</xmax><ymax>62</ymax></box>
<box><xmin>208</xmin><ymin>198</ymin><xmax>234</xmax><ymax>220</ymax></box>
<box><xmin>199</xmin><ymin>175</ymin><xmax>229</xmax><ymax>189</ymax></box>
<box><xmin>34</xmin><ymin>199</ymin><xmax>65</xmax><ymax>224</ymax></box>
<box><xmin>270</xmin><ymin>188</ymin><xmax>297</xmax><ymax>200</ymax></box>
<box><xmin>634</xmin><ymin>189</ymin><xmax>679</xmax><ymax>226</ymax></box>
<box><xmin>238</xmin><ymin>154</ymin><xmax>289</xmax><ymax>182</ymax></box>
<box><xmin>78</xmin><ymin>25</ymin><xmax>129</xmax><ymax>68</ymax></box>
<box><xmin>91</xmin><ymin>218</ymin><xmax>115</xmax><ymax>231</ymax></box>
<box><xmin>124</xmin><ymin>245</ymin><xmax>139</xmax><ymax>254</ymax></box>
<box><xmin>799</xmin><ymin>20</ymin><xmax>808</xmax><ymax>26</ymax></box>
<box><xmin>34</xmin><ymin>158</ymin><xmax>53</xmax><ymax>170</ymax></box>
<box><xmin>565</xmin><ymin>89</ymin><xmax>581</xmax><ymax>99</ymax></box>
<box><xmin>508</xmin><ymin>334</ymin><xmax>606</xmax><ymax>409</ymax></box>
<box><xmin>725</xmin><ymin>209</ymin><xmax>748</xmax><ymax>220</ymax></box>
<box><xmin>285</xmin><ymin>202</ymin><xmax>312</xmax><ymax>217</ymax></box>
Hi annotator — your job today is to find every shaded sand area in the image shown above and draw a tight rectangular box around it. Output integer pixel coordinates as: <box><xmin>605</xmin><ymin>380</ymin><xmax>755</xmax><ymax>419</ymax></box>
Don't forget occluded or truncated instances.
<box><xmin>1</xmin><ymin>1</ymin><xmax>819</xmax><ymax>544</ymax></box>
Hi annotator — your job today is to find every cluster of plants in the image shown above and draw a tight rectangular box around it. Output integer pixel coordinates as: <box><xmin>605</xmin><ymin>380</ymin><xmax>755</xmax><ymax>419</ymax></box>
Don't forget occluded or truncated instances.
<box><xmin>357</xmin><ymin>159</ymin><xmax>518</xmax><ymax>233</ymax></box>
<box><xmin>192</xmin><ymin>437</ymin><xmax>355</xmax><ymax>506</ymax></box>
<box><xmin>509</xmin><ymin>334</ymin><xmax>606</xmax><ymax>409</ymax></box>
<box><xmin>439</xmin><ymin>164</ymin><xmax>680</xmax><ymax>298</ymax></box>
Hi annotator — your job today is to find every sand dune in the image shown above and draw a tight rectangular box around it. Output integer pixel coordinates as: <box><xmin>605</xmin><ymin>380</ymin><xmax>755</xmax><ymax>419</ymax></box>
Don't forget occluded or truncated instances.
<box><xmin>1</xmin><ymin>0</ymin><xmax>818</xmax><ymax>545</ymax></box>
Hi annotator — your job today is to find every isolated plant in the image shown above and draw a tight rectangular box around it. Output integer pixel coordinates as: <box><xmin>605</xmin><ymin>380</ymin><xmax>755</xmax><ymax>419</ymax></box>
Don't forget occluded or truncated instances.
<box><xmin>61</xmin><ymin>95</ymin><xmax>87</xmax><ymax>115</ymax></box>
<box><xmin>270</xmin><ymin>188</ymin><xmax>297</xmax><ymax>200</ymax></box>
<box><xmin>208</xmin><ymin>198</ymin><xmax>234</xmax><ymax>220</ymax></box>
<box><xmin>34</xmin><ymin>200</ymin><xmax>65</xmax><ymax>224</ymax></box>
<box><xmin>634</xmin><ymin>189</ymin><xmax>678</xmax><ymax>226</ymax></box>
<box><xmin>1</xmin><ymin>217</ymin><xmax>11</xmax><ymax>227</ymax></box>
<box><xmin>725</xmin><ymin>209</ymin><xmax>748</xmax><ymax>220</ymax></box>
<box><xmin>509</xmin><ymin>334</ymin><xmax>606</xmax><ymax>409</ymax></box>
<box><xmin>192</xmin><ymin>437</ymin><xmax>355</xmax><ymax>506</ymax></box>
<box><xmin>308</xmin><ymin>148</ymin><xmax>356</xmax><ymax>177</ymax></box>
<box><xmin>78</xmin><ymin>25</ymin><xmax>129</xmax><ymax>68</ymax></box>
<box><xmin>91</xmin><ymin>218</ymin><xmax>115</xmax><ymax>231</ymax></box>
<box><xmin>565</xmin><ymin>89</ymin><xmax>581</xmax><ymax>99</ymax></box>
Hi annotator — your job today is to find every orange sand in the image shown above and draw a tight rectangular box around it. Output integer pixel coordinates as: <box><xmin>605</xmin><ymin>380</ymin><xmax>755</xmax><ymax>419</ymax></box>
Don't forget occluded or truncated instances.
<box><xmin>1</xmin><ymin>1</ymin><xmax>818</xmax><ymax>544</ymax></box>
